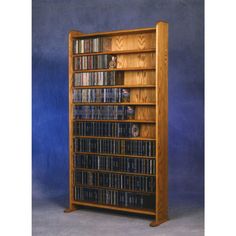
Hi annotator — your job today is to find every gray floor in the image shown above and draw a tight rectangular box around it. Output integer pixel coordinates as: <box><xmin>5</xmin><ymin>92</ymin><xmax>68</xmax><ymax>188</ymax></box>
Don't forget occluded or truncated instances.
<box><xmin>33</xmin><ymin>197</ymin><xmax>204</xmax><ymax>236</ymax></box>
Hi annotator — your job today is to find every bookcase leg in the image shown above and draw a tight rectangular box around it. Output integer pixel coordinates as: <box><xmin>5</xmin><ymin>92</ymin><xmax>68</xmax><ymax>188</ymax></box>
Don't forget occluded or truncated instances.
<box><xmin>64</xmin><ymin>204</ymin><xmax>77</xmax><ymax>213</ymax></box>
<box><xmin>149</xmin><ymin>215</ymin><xmax>168</xmax><ymax>227</ymax></box>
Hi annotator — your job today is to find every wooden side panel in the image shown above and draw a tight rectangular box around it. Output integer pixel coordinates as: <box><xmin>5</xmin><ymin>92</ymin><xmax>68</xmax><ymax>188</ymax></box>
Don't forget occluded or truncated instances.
<box><xmin>155</xmin><ymin>22</ymin><xmax>168</xmax><ymax>222</ymax></box>
<box><xmin>130</xmin><ymin>88</ymin><xmax>156</xmax><ymax>103</ymax></box>
<box><xmin>112</xmin><ymin>33</ymin><xmax>156</xmax><ymax>51</ymax></box>
<box><xmin>124</xmin><ymin>71</ymin><xmax>156</xmax><ymax>85</ymax></box>
<box><xmin>68</xmin><ymin>31</ymin><xmax>83</xmax><ymax>210</ymax></box>
<box><xmin>135</xmin><ymin>106</ymin><xmax>156</xmax><ymax>121</ymax></box>
<box><xmin>140</xmin><ymin>124</ymin><xmax>156</xmax><ymax>139</ymax></box>
<box><xmin>117</xmin><ymin>53</ymin><xmax>155</xmax><ymax>68</ymax></box>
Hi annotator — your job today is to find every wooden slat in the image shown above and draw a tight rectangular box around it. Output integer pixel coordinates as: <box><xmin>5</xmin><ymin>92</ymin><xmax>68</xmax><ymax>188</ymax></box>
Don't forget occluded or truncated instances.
<box><xmin>73</xmin><ymin>119</ymin><xmax>156</xmax><ymax>123</ymax></box>
<box><xmin>74</xmin><ymin>184</ymin><xmax>155</xmax><ymax>195</ymax></box>
<box><xmin>73</xmin><ymin>85</ymin><xmax>155</xmax><ymax>89</ymax></box>
<box><xmin>74</xmin><ymin>151</ymin><xmax>156</xmax><ymax>159</ymax></box>
<box><xmin>73</xmin><ymin>48</ymin><xmax>155</xmax><ymax>56</ymax></box>
<box><xmin>73</xmin><ymin>67</ymin><xmax>155</xmax><ymax>72</ymax></box>
<box><xmin>72</xmin><ymin>200</ymin><xmax>156</xmax><ymax>216</ymax></box>
<box><xmin>73</xmin><ymin>102</ymin><xmax>156</xmax><ymax>106</ymax></box>
<box><xmin>73</xmin><ymin>135</ymin><xmax>156</xmax><ymax>141</ymax></box>
<box><xmin>74</xmin><ymin>168</ymin><xmax>155</xmax><ymax>177</ymax></box>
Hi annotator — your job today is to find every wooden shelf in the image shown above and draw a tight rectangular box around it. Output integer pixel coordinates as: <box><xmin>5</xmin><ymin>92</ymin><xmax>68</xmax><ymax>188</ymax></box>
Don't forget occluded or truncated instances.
<box><xmin>73</xmin><ymin>85</ymin><xmax>156</xmax><ymax>89</ymax></box>
<box><xmin>73</xmin><ymin>67</ymin><xmax>156</xmax><ymax>73</ymax></box>
<box><xmin>73</xmin><ymin>135</ymin><xmax>156</xmax><ymax>141</ymax></box>
<box><xmin>74</xmin><ymin>184</ymin><xmax>155</xmax><ymax>195</ymax></box>
<box><xmin>73</xmin><ymin>119</ymin><xmax>156</xmax><ymax>124</ymax></box>
<box><xmin>74</xmin><ymin>151</ymin><xmax>156</xmax><ymax>159</ymax></box>
<box><xmin>72</xmin><ymin>200</ymin><xmax>156</xmax><ymax>216</ymax></box>
<box><xmin>74</xmin><ymin>168</ymin><xmax>155</xmax><ymax>177</ymax></box>
<box><xmin>73</xmin><ymin>48</ymin><xmax>156</xmax><ymax>57</ymax></box>
<box><xmin>73</xmin><ymin>102</ymin><xmax>156</xmax><ymax>106</ymax></box>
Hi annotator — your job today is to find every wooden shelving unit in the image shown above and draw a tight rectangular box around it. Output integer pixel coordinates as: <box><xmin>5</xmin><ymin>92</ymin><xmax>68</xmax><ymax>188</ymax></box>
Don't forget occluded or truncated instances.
<box><xmin>65</xmin><ymin>22</ymin><xmax>168</xmax><ymax>227</ymax></box>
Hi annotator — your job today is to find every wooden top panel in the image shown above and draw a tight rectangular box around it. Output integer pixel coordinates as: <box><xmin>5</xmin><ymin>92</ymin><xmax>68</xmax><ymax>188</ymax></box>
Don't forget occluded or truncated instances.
<box><xmin>70</xmin><ymin>27</ymin><xmax>156</xmax><ymax>38</ymax></box>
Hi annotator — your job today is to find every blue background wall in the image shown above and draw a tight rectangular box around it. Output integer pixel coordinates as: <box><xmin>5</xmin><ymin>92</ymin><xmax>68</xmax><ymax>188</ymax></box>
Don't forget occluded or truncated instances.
<box><xmin>33</xmin><ymin>0</ymin><xmax>204</xmax><ymax>203</ymax></box>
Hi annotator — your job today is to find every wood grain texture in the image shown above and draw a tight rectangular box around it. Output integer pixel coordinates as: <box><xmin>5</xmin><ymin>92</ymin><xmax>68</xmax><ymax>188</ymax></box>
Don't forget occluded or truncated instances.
<box><xmin>135</xmin><ymin>106</ymin><xmax>156</xmax><ymax>120</ymax></box>
<box><xmin>140</xmin><ymin>124</ymin><xmax>156</xmax><ymax>139</ymax></box>
<box><xmin>130</xmin><ymin>88</ymin><xmax>156</xmax><ymax>103</ymax></box>
<box><xmin>124</xmin><ymin>71</ymin><xmax>156</xmax><ymax>85</ymax></box>
<box><xmin>155</xmin><ymin>22</ymin><xmax>168</xmax><ymax>224</ymax></box>
<box><xmin>112</xmin><ymin>33</ymin><xmax>155</xmax><ymax>51</ymax></box>
<box><xmin>117</xmin><ymin>53</ymin><xmax>155</xmax><ymax>69</ymax></box>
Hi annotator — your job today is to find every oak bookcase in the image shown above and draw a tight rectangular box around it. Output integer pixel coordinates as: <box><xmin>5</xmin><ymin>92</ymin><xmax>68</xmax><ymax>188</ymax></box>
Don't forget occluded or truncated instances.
<box><xmin>65</xmin><ymin>22</ymin><xmax>168</xmax><ymax>227</ymax></box>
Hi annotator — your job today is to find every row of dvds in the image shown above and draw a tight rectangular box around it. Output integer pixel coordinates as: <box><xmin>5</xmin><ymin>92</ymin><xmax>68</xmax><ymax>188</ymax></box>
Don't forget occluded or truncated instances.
<box><xmin>73</xmin><ymin>106</ymin><xmax>135</xmax><ymax>120</ymax></box>
<box><xmin>73</xmin><ymin>37</ymin><xmax>111</xmax><ymax>54</ymax></box>
<box><xmin>74</xmin><ymin>71</ymin><xmax>124</xmax><ymax>86</ymax></box>
<box><xmin>73</xmin><ymin>88</ymin><xmax>130</xmax><ymax>103</ymax></box>
<box><xmin>74</xmin><ymin>138</ymin><xmax>156</xmax><ymax>157</ymax></box>
<box><xmin>73</xmin><ymin>122</ymin><xmax>140</xmax><ymax>137</ymax></box>
<box><xmin>74</xmin><ymin>187</ymin><xmax>155</xmax><ymax>210</ymax></box>
<box><xmin>74</xmin><ymin>154</ymin><xmax>156</xmax><ymax>175</ymax></box>
<box><xmin>74</xmin><ymin>55</ymin><xmax>113</xmax><ymax>70</ymax></box>
<box><xmin>74</xmin><ymin>170</ymin><xmax>155</xmax><ymax>192</ymax></box>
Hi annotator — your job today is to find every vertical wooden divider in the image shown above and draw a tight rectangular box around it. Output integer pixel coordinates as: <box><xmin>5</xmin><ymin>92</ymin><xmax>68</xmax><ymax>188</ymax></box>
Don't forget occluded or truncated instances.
<box><xmin>64</xmin><ymin>31</ymin><xmax>83</xmax><ymax>212</ymax></box>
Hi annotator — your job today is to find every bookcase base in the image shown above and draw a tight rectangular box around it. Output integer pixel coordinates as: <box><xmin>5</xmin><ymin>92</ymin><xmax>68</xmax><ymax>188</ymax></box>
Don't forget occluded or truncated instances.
<box><xmin>149</xmin><ymin>218</ymin><xmax>168</xmax><ymax>227</ymax></box>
